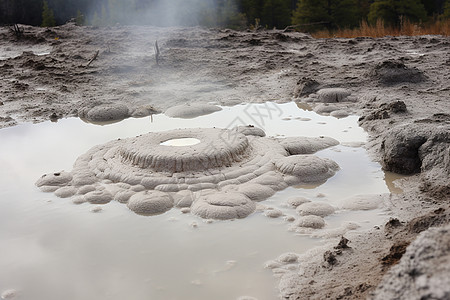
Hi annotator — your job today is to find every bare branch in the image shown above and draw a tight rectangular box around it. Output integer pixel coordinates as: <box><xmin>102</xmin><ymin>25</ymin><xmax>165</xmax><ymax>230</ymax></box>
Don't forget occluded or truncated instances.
<box><xmin>86</xmin><ymin>50</ymin><xmax>99</xmax><ymax>67</ymax></box>
<box><xmin>154</xmin><ymin>40</ymin><xmax>160</xmax><ymax>65</ymax></box>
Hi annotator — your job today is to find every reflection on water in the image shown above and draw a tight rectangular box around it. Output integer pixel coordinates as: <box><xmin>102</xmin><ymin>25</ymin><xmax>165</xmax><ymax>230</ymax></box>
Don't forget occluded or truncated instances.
<box><xmin>295</xmin><ymin>102</ymin><xmax>313</xmax><ymax>111</ymax></box>
<box><xmin>384</xmin><ymin>171</ymin><xmax>407</xmax><ymax>194</ymax></box>
<box><xmin>160</xmin><ymin>138</ymin><xmax>201</xmax><ymax>146</ymax></box>
<box><xmin>0</xmin><ymin>102</ymin><xmax>396</xmax><ymax>300</ymax></box>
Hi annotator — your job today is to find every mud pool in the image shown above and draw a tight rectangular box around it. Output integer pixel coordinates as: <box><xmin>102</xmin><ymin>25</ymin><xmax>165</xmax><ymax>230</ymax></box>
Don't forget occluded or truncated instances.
<box><xmin>0</xmin><ymin>102</ymin><xmax>398</xmax><ymax>300</ymax></box>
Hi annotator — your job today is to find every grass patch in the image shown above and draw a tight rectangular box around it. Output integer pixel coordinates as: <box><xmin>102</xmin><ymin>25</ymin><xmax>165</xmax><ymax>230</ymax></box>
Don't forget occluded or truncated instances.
<box><xmin>311</xmin><ymin>19</ymin><xmax>450</xmax><ymax>38</ymax></box>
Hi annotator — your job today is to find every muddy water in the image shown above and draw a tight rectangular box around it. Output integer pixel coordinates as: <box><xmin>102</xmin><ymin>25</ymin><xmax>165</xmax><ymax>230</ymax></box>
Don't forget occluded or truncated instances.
<box><xmin>0</xmin><ymin>45</ymin><xmax>53</xmax><ymax>60</ymax></box>
<box><xmin>0</xmin><ymin>102</ymin><xmax>396</xmax><ymax>300</ymax></box>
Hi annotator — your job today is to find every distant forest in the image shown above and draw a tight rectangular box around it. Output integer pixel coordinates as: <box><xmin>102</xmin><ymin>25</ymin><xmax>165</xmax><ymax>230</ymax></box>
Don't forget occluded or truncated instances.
<box><xmin>0</xmin><ymin>0</ymin><xmax>449</xmax><ymax>30</ymax></box>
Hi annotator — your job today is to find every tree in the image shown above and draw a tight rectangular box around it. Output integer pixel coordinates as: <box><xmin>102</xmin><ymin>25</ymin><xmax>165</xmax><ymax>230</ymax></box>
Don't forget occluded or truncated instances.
<box><xmin>443</xmin><ymin>0</ymin><xmax>450</xmax><ymax>18</ymax></box>
<box><xmin>292</xmin><ymin>0</ymin><xmax>361</xmax><ymax>30</ymax></box>
<box><xmin>41</xmin><ymin>0</ymin><xmax>56</xmax><ymax>27</ymax></box>
<box><xmin>261</xmin><ymin>0</ymin><xmax>291</xmax><ymax>28</ymax></box>
<box><xmin>292</xmin><ymin>0</ymin><xmax>330</xmax><ymax>29</ymax></box>
<box><xmin>332</xmin><ymin>0</ymin><xmax>361</xmax><ymax>28</ymax></box>
<box><xmin>368</xmin><ymin>0</ymin><xmax>427</xmax><ymax>25</ymax></box>
<box><xmin>75</xmin><ymin>10</ymin><xmax>85</xmax><ymax>25</ymax></box>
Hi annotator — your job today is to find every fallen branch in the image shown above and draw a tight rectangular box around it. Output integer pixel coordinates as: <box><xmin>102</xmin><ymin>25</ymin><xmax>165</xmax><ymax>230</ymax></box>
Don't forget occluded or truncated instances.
<box><xmin>154</xmin><ymin>40</ymin><xmax>160</xmax><ymax>65</ymax></box>
<box><xmin>9</xmin><ymin>24</ymin><xmax>24</xmax><ymax>38</ymax></box>
<box><xmin>86</xmin><ymin>50</ymin><xmax>99</xmax><ymax>67</ymax></box>
<box><xmin>284</xmin><ymin>22</ymin><xmax>330</xmax><ymax>32</ymax></box>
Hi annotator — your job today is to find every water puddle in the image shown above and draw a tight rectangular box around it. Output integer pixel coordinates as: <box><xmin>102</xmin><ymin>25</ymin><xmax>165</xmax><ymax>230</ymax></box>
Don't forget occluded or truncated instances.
<box><xmin>0</xmin><ymin>102</ymin><xmax>397</xmax><ymax>300</ymax></box>
<box><xmin>160</xmin><ymin>137</ymin><xmax>201</xmax><ymax>146</ymax></box>
<box><xmin>0</xmin><ymin>45</ymin><xmax>52</xmax><ymax>60</ymax></box>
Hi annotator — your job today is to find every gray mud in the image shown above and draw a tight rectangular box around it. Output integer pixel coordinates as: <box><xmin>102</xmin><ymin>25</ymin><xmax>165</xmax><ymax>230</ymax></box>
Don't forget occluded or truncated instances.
<box><xmin>0</xmin><ymin>23</ymin><xmax>449</xmax><ymax>299</ymax></box>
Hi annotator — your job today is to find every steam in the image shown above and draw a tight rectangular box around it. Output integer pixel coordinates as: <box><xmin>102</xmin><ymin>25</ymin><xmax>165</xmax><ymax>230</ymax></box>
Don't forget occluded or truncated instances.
<box><xmin>87</xmin><ymin>0</ymin><xmax>241</xmax><ymax>27</ymax></box>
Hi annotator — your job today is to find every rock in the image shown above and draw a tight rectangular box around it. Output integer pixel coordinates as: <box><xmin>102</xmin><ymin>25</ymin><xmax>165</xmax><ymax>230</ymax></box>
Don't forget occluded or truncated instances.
<box><xmin>372</xmin><ymin>224</ymin><xmax>450</xmax><ymax>300</ymax></box>
<box><xmin>380</xmin><ymin>125</ymin><xmax>428</xmax><ymax>174</ymax></box>
<box><xmin>362</xmin><ymin>100</ymin><xmax>407</xmax><ymax>121</ymax></box>
<box><xmin>370</xmin><ymin>60</ymin><xmax>426</xmax><ymax>85</ymax></box>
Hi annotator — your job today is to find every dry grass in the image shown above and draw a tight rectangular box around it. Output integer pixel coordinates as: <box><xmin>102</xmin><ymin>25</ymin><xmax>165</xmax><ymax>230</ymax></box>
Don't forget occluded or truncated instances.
<box><xmin>312</xmin><ymin>19</ymin><xmax>450</xmax><ymax>38</ymax></box>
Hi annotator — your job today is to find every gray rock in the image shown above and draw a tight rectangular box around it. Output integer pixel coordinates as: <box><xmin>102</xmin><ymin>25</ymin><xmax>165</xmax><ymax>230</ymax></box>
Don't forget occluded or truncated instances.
<box><xmin>371</xmin><ymin>224</ymin><xmax>450</xmax><ymax>300</ymax></box>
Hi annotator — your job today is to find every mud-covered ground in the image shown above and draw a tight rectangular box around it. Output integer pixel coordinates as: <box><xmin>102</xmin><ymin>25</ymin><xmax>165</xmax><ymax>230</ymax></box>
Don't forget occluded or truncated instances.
<box><xmin>0</xmin><ymin>22</ymin><xmax>449</xmax><ymax>299</ymax></box>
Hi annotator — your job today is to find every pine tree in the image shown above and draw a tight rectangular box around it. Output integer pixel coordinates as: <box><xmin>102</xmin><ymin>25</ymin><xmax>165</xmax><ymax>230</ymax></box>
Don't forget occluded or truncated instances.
<box><xmin>41</xmin><ymin>0</ymin><xmax>56</xmax><ymax>27</ymax></box>
<box><xmin>443</xmin><ymin>0</ymin><xmax>450</xmax><ymax>18</ymax></box>
<box><xmin>292</xmin><ymin>0</ymin><xmax>361</xmax><ymax>30</ymax></box>
<box><xmin>75</xmin><ymin>10</ymin><xmax>85</xmax><ymax>25</ymax></box>
<box><xmin>292</xmin><ymin>0</ymin><xmax>330</xmax><ymax>29</ymax></box>
<box><xmin>368</xmin><ymin>0</ymin><xmax>427</xmax><ymax>25</ymax></box>
<box><xmin>261</xmin><ymin>0</ymin><xmax>291</xmax><ymax>28</ymax></box>
<box><xmin>91</xmin><ymin>11</ymin><xmax>101</xmax><ymax>26</ymax></box>
<box><xmin>332</xmin><ymin>0</ymin><xmax>360</xmax><ymax>28</ymax></box>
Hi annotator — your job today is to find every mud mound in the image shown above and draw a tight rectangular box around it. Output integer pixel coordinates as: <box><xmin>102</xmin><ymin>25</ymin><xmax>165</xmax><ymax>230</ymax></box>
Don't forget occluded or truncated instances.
<box><xmin>296</xmin><ymin>202</ymin><xmax>336</xmax><ymax>217</ymax></box>
<box><xmin>191</xmin><ymin>191</ymin><xmax>256</xmax><ymax>220</ymax></box>
<box><xmin>292</xmin><ymin>215</ymin><xmax>326</xmax><ymax>229</ymax></box>
<box><xmin>127</xmin><ymin>191</ymin><xmax>174</xmax><ymax>216</ymax></box>
<box><xmin>280</xmin><ymin>136</ymin><xmax>339</xmax><ymax>155</ymax></box>
<box><xmin>370</xmin><ymin>60</ymin><xmax>427</xmax><ymax>85</ymax></box>
<box><xmin>119</xmin><ymin>128</ymin><xmax>249</xmax><ymax>172</ymax></box>
<box><xmin>79</xmin><ymin>103</ymin><xmax>130</xmax><ymax>123</ymax></box>
<box><xmin>36</xmin><ymin>127</ymin><xmax>339</xmax><ymax>219</ymax></box>
<box><xmin>317</xmin><ymin>88</ymin><xmax>352</xmax><ymax>103</ymax></box>
<box><xmin>164</xmin><ymin>103</ymin><xmax>222</xmax><ymax>118</ymax></box>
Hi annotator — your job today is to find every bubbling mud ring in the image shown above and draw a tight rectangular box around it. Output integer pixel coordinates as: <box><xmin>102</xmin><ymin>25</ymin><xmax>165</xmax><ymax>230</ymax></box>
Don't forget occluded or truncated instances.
<box><xmin>36</xmin><ymin>126</ymin><xmax>340</xmax><ymax>219</ymax></box>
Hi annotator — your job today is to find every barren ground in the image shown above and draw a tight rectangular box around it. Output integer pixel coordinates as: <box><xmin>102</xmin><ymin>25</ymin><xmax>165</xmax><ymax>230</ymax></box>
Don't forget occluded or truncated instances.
<box><xmin>0</xmin><ymin>23</ymin><xmax>449</xmax><ymax>299</ymax></box>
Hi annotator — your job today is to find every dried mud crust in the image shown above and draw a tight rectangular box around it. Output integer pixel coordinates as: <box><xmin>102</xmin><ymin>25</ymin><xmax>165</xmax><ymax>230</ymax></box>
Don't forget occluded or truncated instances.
<box><xmin>1</xmin><ymin>24</ymin><xmax>450</xmax><ymax>299</ymax></box>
